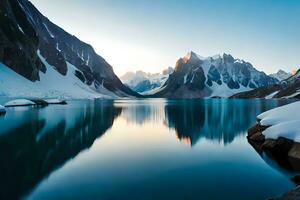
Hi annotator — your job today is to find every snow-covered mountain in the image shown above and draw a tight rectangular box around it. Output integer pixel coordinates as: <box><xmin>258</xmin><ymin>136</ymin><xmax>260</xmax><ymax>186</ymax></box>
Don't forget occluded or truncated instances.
<box><xmin>269</xmin><ymin>70</ymin><xmax>291</xmax><ymax>81</ymax></box>
<box><xmin>0</xmin><ymin>0</ymin><xmax>140</xmax><ymax>99</ymax></box>
<box><xmin>232</xmin><ymin>69</ymin><xmax>300</xmax><ymax>99</ymax></box>
<box><xmin>150</xmin><ymin>51</ymin><xmax>278</xmax><ymax>98</ymax></box>
<box><xmin>120</xmin><ymin>67</ymin><xmax>174</xmax><ymax>94</ymax></box>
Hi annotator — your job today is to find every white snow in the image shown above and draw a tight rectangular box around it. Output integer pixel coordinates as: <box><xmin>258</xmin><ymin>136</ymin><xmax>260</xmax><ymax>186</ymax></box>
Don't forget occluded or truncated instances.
<box><xmin>120</xmin><ymin>70</ymin><xmax>171</xmax><ymax>93</ymax></box>
<box><xmin>209</xmin><ymin>82</ymin><xmax>251</xmax><ymax>98</ymax></box>
<box><xmin>263</xmin><ymin>120</ymin><xmax>300</xmax><ymax>142</ymax></box>
<box><xmin>269</xmin><ymin>70</ymin><xmax>291</xmax><ymax>82</ymax></box>
<box><xmin>43</xmin><ymin>23</ymin><xmax>55</xmax><ymax>38</ymax></box>
<box><xmin>183</xmin><ymin>74</ymin><xmax>188</xmax><ymax>84</ymax></box>
<box><xmin>265</xmin><ymin>91</ymin><xmax>279</xmax><ymax>99</ymax></box>
<box><xmin>258</xmin><ymin>101</ymin><xmax>300</xmax><ymax>126</ymax></box>
<box><xmin>0</xmin><ymin>50</ymin><xmax>113</xmax><ymax>99</ymax></box>
<box><xmin>86</xmin><ymin>54</ymin><xmax>90</xmax><ymax>65</ymax></box>
<box><xmin>257</xmin><ymin>101</ymin><xmax>300</xmax><ymax>142</ymax></box>
<box><xmin>56</xmin><ymin>43</ymin><xmax>61</xmax><ymax>52</ymax></box>
<box><xmin>17</xmin><ymin>24</ymin><xmax>25</xmax><ymax>34</ymax></box>
<box><xmin>0</xmin><ymin>105</ymin><xmax>5</xmax><ymax>113</ymax></box>
<box><xmin>44</xmin><ymin>99</ymin><xmax>65</xmax><ymax>104</ymax></box>
<box><xmin>282</xmin><ymin>90</ymin><xmax>300</xmax><ymax>99</ymax></box>
<box><xmin>5</xmin><ymin>99</ymin><xmax>35</xmax><ymax>107</ymax></box>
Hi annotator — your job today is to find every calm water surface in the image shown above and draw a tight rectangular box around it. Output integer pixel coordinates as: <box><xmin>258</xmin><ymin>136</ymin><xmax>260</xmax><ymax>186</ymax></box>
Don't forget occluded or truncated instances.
<box><xmin>0</xmin><ymin>99</ymin><xmax>297</xmax><ymax>200</ymax></box>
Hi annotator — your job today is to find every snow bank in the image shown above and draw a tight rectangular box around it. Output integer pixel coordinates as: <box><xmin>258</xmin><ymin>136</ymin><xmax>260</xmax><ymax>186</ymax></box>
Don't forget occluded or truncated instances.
<box><xmin>265</xmin><ymin>91</ymin><xmax>279</xmax><ymax>99</ymax></box>
<box><xmin>258</xmin><ymin>101</ymin><xmax>300</xmax><ymax>126</ymax></box>
<box><xmin>5</xmin><ymin>99</ymin><xmax>35</xmax><ymax>107</ymax></box>
<box><xmin>44</xmin><ymin>99</ymin><xmax>67</xmax><ymax>104</ymax></box>
<box><xmin>263</xmin><ymin>120</ymin><xmax>300</xmax><ymax>142</ymax></box>
<box><xmin>257</xmin><ymin>101</ymin><xmax>300</xmax><ymax>142</ymax></box>
<box><xmin>0</xmin><ymin>105</ymin><xmax>5</xmax><ymax>114</ymax></box>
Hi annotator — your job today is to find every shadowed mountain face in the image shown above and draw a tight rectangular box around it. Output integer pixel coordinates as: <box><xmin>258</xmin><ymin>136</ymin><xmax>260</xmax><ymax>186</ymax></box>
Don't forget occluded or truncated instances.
<box><xmin>151</xmin><ymin>52</ymin><xmax>278</xmax><ymax>98</ymax></box>
<box><xmin>0</xmin><ymin>0</ymin><xmax>140</xmax><ymax>97</ymax></box>
<box><xmin>232</xmin><ymin>69</ymin><xmax>300</xmax><ymax>99</ymax></box>
<box><xmin>0</xmin><ymin>0</ymin><xmax>44</xmax><ymax>81</ymax></box>
<box><xmin>0</xmin><ymin>100</ymin><xmax>121</xmax><ymax>200</ymax></box>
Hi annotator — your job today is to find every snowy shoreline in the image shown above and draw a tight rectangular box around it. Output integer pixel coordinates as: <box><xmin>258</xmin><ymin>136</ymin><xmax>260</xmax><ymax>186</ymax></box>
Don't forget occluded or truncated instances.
<box><xmin>258</xmin><ymin>101</ymin><xmax>300</xmax><ymax>142</ymax></box>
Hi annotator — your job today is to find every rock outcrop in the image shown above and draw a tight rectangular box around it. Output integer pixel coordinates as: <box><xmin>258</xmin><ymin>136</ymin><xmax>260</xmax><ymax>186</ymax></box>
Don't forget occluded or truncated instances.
<box><xmin>248</xmin><ymin>122</ymin><xmax>300</xmax><ymax>171</ymax></box>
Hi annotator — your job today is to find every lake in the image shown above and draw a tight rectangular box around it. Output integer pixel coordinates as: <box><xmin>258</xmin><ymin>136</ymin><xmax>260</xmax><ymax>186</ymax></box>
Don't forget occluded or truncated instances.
<box><xmin>0</xmin><ymin>99</ymin><xmax>297</xmax><ymax>200</ymax></box>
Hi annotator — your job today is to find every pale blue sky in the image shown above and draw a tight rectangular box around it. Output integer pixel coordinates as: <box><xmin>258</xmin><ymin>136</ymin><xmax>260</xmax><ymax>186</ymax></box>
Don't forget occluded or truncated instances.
<box><xmin>30</xmin><ymin>0</ymin><xmax>300</xmax><ymax>76</ymax></box>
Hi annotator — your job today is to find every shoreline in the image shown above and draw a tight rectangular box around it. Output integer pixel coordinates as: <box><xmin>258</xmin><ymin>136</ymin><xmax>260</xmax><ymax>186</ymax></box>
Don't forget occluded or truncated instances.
<box><xmin>248</xmin><ymin>122</ymin><xmax>300</xmax><ymax>199</ymax></box>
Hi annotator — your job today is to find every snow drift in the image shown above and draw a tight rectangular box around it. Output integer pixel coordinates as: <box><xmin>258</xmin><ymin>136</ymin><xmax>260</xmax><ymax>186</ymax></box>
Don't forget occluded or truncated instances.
<box><xmin>258</xmin><ymin>101</ymin><xmax>300</xmax><ymax>142</ymax></box>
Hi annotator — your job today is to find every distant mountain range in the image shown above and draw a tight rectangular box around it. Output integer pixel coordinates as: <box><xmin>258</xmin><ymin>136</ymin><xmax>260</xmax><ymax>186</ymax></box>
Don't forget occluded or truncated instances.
<box><xmin>120</xmin><ymin>67</ymin><xmax>174</xmax><ymax>94</ymax></box>
<box><xmin>147</xmin><ymin>51</ymin><xmax>278</xmax><ymax>98</ymax></box>
<box><xmin>232</xmin><ymin>69</ymin><xmax>300</xmax><ymax>99</ymax></box>
<box><xmin>269</xmin><ymin>70</ymin><xmax>291</xmax><ymax>82</ymax></box>
<box><xmin>0</xmin><ymin>0</ymin><xmax>140</xmax><ymax>98</ymax></box>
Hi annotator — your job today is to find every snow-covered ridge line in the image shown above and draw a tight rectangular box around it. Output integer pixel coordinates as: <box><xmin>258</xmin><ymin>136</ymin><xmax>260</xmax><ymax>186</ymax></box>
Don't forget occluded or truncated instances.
<box><xmin>151</xmin><ymin>51</ymin><xmax>277</xmax><ymax>98</ymax></box>
<box><xmin>120</xmin><ymin>68</ymin><xmax>174</xmax><ymax>94</ymax></box>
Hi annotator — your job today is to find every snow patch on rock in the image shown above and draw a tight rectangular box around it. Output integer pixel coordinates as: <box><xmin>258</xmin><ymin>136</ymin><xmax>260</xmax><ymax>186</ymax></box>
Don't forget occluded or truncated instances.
<box><xmin>257</xmin><ymin>101</ymin><xmax>300</xmax><ymax>142</ymax></box>
<box><xmin>5</xmin><ymin>99</ymin><xmax>35</xmax><ymax>107</ymax></box>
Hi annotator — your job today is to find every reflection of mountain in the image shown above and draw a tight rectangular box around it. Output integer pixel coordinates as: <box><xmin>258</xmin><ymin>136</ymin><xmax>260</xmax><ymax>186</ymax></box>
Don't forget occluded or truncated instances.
<box><xmin>116</xmin><ymin>100</ymin><xmax>165</xmax><ymax>125</ymax></box>
<box><xmin>164</xmin><ymin>99</ymin><xmax>284</xmax><ymax>146</ymax></box>
<box><xmin>0</xmin><ymin>100</ymin><xmax>121</xmax><ymax>200</ymax></box>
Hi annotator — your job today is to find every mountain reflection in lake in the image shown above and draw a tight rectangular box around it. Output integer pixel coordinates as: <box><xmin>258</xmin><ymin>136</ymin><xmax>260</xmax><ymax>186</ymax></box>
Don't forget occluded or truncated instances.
<box><xmin>0</xmin><ymin>99</ymin><xmax>296</xmax><ymax>200</ymax></box>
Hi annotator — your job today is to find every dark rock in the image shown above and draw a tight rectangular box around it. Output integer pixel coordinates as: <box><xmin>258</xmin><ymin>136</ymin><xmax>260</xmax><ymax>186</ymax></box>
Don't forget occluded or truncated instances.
<box><xmin>29</xmin><ymin>98</ymin><xmax>49</xmax><ymax>106</ymax></box>
<box><xmin>227</xmin><ymin>78</ymin><xmax>240</xmax><ymax>89</ymax></box>
<box><xmin>274</xmin><ymin>185</ymin><xmax>300</xmax><ymax>200</ymax></box>
<box><xmin>0</xmin><ymin>0</ymin><xmax>44</xmax><ymax>81</ymax></box>
<box><xmin>291</xmin><ymin>176</ymin><xmax>300</xmax><ymax>185</ymax></box>
<box><xmin>75</xmin><ymin>70</ymin><xmax>86</xmax><ymax>83</ymax></box>
<box><xmin>248</xmin><ymin>132</ymin><xmax>265</xmax><ymax>142</ymax></box>
<box><xmin>247</xmin><ymin>123</ymin><xmax>268</xmax><ymax>137</ymax></box>
<box><xmin>248</xmin><ymin>122</ymin><xmax>300</xmax><ymax>171</ymax></box>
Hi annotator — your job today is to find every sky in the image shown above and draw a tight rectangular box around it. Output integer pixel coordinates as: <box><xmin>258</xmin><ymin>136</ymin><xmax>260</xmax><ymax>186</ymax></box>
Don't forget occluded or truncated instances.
<box><xmin>30</xmin><ymin>0</ymin><xmax>300</xmax><ymax>76</ymax></box>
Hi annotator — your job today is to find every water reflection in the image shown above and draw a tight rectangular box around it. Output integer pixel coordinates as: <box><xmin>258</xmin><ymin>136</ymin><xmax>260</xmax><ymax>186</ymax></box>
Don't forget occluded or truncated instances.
<box><xmin>117</xmin><ymin>99</ymin><xmax>285</xmax><ymax>146</ymax></box>
<box><xmin>0</xmin><ymin>100</ymin><xmax>121</xmax><ymax>200</ymax></box>
<box><xmin>0</xmin><ymin>98</ymin><xmax>294</xmax><ymax>200</ymax></box>
<box><xmin>117</xmin><ymin>100</ymin><xmax>165</xmax><ymax>125</ymax></box>
<box><xmin>167</xmin><ymin>99</ymin><xmax>280</xmax><ymax>145</ymax></box>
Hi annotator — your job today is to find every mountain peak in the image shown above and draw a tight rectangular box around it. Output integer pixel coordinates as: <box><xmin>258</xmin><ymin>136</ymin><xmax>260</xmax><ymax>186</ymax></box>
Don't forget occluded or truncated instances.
<box><xmin>183</xmin><ymin>51</ymin><xmax>201</xmax><ymax>63</ymax></box>
<box><xmin>270</xmin><ymin>69</ymin><xmax>291</xmax><ymax>81</ymax></box>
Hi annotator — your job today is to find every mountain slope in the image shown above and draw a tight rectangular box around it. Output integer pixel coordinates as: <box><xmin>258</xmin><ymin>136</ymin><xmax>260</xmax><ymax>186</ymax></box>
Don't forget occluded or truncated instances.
<box><xmin>120</xmin><ymin>67</ymin><xmax>174</xmax><ymax>94</ymax></box>
<box><xmin>232</xmin><ymin>69</ymin><xmax>300</xmax><ymax>99</ymax></box>
<box><xmin>150</xmin><ymin>51</ymin><xmax>278</xmax><ymax>98</ymax></box>
<box><xmin>0</xmin><ymin>0</ymin><xmax>140</xmax><ymax>98</ymax></box>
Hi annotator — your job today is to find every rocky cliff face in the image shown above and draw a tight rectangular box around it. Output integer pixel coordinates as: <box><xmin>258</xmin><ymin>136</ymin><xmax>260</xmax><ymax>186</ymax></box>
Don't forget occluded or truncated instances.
<box><xmin>151</xmin><ymin>51</ymin><xmax>278</xmax><ymax>98</ymax></box>
<box><xmin>0</xmin><ymin>0</ymin><xmax>140</xmax><ymax>97</ymax></box>
<box><xmin>0</xmin><ymin>0</ymin><xmax>45</xmax><ymax>81</ymax></box>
